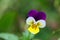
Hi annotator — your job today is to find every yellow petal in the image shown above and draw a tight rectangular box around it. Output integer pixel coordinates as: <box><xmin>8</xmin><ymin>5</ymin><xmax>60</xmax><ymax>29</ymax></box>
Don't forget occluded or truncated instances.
<box><xmin>28</xmin><ymin>26</ymin><xmax>40</xmax><ymax>34</ymax></box>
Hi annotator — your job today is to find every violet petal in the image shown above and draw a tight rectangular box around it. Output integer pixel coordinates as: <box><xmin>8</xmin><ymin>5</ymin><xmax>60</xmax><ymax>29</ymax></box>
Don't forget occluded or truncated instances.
<box><xmin>28</xmin><ymin>10</ymin><xmax>46</xmax><ymax>21</ymax></box>
<box><xmin>28</xmin><ymin>10</ymin><xmax>38</xmax><ymax>17</ymax></box>
<box><xmin>36</xmin><ymin>12</ymin><xmax>46</xmax><ymax>20</ymax></box>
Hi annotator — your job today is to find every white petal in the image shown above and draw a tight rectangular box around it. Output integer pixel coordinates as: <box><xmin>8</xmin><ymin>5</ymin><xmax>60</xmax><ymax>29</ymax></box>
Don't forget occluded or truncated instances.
<box><xmin>37</xmin><ymin>20</ymin><xmax>46</xmax><ymax>28</ymax></box>
<box><xmin>26</xmin><ymin>17</ymin><xmax>35</xmax><ymax>25</ymax></box>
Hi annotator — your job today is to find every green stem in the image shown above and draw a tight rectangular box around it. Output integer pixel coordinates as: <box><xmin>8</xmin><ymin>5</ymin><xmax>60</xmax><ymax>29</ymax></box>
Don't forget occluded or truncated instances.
<box><xmin>22</xmin><ymin>31</ymin><xmax>34</xmax><ymax>40</ymax></box>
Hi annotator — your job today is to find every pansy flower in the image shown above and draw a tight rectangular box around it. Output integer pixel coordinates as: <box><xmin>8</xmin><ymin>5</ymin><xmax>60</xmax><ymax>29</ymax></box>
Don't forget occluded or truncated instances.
<box><xmin>26</xmin><ymin>10</ymin><xmax>46</xmax><ymax>34</ymax></box>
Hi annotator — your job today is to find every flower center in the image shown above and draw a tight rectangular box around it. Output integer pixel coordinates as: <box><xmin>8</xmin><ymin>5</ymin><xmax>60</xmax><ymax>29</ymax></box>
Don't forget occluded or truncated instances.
<box><xmin>31</xmin><ymin>23</ymin><xmax>37</xmax><ymax>30</ymax></box>
<box><xmin>30</xmin><ymin>22</ymin><xmax>41</xmax><ymax>30</ymax></box>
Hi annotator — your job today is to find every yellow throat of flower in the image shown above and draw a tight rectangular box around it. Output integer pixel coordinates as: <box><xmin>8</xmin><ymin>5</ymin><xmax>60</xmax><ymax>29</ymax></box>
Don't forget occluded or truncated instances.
<box><xmin>28</xmin><ymin>22</ymin><xmax>41</xmax><ymax>34</ymax></box>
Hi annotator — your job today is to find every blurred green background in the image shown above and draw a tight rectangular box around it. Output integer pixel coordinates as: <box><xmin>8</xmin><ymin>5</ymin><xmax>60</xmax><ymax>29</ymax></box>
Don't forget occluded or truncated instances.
<box><xmin>0</xmin><ymin>0</ymin><xmax>60</xmax><ymax>40</ymax></box>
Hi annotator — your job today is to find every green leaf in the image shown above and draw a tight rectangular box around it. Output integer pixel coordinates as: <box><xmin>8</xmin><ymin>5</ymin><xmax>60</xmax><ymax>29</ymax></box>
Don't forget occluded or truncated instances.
<box><xmin>0</xmin><ymin>33</ymin><xmax>19</xmax><ymax>40</ymax></box>
<box><xmin>0</xmin><ymin>10</ymin><xmax>17</xmax><ymax>32</ymax></box>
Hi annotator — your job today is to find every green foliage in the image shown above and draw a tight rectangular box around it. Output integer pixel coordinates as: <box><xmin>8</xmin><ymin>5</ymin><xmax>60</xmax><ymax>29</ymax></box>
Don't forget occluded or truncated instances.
<box><xmin>0</xmin><ymin>11</ymin><xmax>17</xmax><ymax>32</ymax></box>
<box><xmin>0</xmin><ymin>0</ymin><xmax>16</xmax><ymax>19</ymax></box>
<box><xmin>0</xmin><ymin>0</ymin><xmax>60</xmax><ymax>40</ymax></box>
<box><xmin>39</xmin><ymin>0</ymin><xmax>54</xmax><ymax>10</ymax></box>
<box><xmin>22</xmin><ymin>30</ymin><xmax>34</xmax><ymax>40</ymax></box>
<box><xmin>35</xmin><ymin>27</ymin><xmax>53</xmax><ymax>40</ymax></box>
<box><xmin>0</xmin><ymin>33</ymin><xmax>19</xmax><ymax>40</ymax></box>
<box><xmin>54</xmin><ymin>0</ymin><xmax>60</xmax><ymax>8</ymax></box>
<box><xmin>54</xmin><ymin>0</ymin><xmax>60</xmax><ymax>13</ymax></box>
